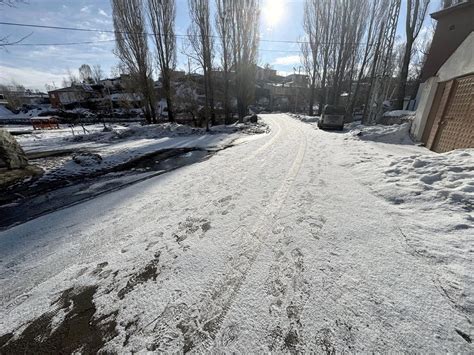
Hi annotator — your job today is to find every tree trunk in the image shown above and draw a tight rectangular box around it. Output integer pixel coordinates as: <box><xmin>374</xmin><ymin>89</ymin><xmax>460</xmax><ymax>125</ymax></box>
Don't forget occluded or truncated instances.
<box><xmin>319</xmin><ymin>56</ymin><xmax>328</xmax><ymax>115</ymax></box>
<box><xmin>164</xmin><ymin>76</ymin><xmax>174</xmax><ymax>122</ymax></box>
<box><xmin>396</xmin><ymin>38</ymin><xmax>413</xmax><ymax>110</ymax></box>
<box><xmin>223</xmin><ymin>70</ymin><xmax>230</xmax><ymax>124</ymax></box>
<box><xmin>309</xmin><ymin>80</ymin><xmax>316</xmax><ymax>116</ymax></box>
<box><xmin>208</xmin><ymin>71</ymin><xmax>216</xmax><ymax>126</ymax></box>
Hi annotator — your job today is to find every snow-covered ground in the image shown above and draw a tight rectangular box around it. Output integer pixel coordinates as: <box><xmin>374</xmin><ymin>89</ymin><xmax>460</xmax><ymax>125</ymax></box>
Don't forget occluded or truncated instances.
<box><xmin>0</xmin><ymin>114</ymin><xmax>472</xmax><ymax>352</ymax></box>
<box><xmin>0</xmin><ymin>106</ymin><xmax>13</xmax><ymax>116</ymax></box>
<box><xmin>10</xmin><ymin>122</ymin><xmax>268</xmax><ymax>182</ymax></box>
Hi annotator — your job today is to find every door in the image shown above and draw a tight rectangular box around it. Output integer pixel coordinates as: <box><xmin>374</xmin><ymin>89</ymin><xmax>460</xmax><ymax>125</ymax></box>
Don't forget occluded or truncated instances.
<box><xmin>427</xmin><ymin>74</ymin><xmax>474</xmax><ymax>153</ymax></box>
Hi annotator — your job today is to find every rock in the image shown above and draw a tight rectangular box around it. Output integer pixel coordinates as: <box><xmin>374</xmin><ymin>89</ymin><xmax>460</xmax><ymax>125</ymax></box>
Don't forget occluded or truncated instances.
<box><xmin>72</xmin><ymin>152</ymin><xmax>103</xmax><ymax>166</ymax></box>
<box><xmin>0</xmin><ymin>128</ymin><xmax>29</xmax><ymax>169</ymax></box>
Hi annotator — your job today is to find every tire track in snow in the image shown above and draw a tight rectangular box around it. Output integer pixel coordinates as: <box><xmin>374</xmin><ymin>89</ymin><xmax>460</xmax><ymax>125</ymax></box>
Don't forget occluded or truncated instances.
<box><xmin>171</xmin><ymin>115</ymin><xmax>283</xmax><ymax>215</ymax></box>
<box><xmin>242</xmin><ymin>115</ymin><xmax>284</xmax><ymax>162</ymax></box>
<box><xmin>147</xmin><ymin>118</ymin><xmax>307</xmax><ymax>352</ymax></box>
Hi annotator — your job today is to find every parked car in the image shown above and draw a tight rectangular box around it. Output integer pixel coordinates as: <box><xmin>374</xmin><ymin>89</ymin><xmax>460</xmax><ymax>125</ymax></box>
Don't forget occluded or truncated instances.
<box><xmin>318</xmin><ymin>105</ymin><xmax>345</xmax><ymax>131</ymax></box>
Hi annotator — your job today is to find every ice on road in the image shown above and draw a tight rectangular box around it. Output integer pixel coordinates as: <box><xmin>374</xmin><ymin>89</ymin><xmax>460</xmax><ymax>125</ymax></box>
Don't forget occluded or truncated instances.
<box><xmin>0</xmin><ymin>114</ymin><xmax>472</xmax><ymax>352</ymax></box>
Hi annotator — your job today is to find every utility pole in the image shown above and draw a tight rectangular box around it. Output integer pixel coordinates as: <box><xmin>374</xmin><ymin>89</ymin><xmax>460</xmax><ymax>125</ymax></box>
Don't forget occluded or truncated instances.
<box><xmin>293</xmin><ymin>66</ymin><xmax>302</xmax><ymax>113</ymax></box>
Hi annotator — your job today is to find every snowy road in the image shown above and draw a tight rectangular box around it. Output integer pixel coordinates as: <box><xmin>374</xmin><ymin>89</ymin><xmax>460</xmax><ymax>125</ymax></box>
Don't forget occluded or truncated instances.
<box><xmin>0</xmin><ymin>114</ymin><xmax>472</xmax><ymax>352</ymax></box>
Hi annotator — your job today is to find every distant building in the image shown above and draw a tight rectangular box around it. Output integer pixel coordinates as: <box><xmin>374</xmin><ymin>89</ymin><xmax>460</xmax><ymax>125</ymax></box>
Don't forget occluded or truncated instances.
<box><xmin>48</xmin><ymin>84</ymin><xmax>102</xmax><ymax>109</ymax></box>
<box><xmin>0</xmin><ymin>88</ymin><xmax>49</xmax><ymax>108</ymax></box>
<box><xmin>411</xmin><ymin>1</ymin><xmax>474</xmax><ymax>152</ymax></box>
<box><xmin>171</xmin><ymin>70</ymin><xmax>186</xmax><ymax>80</ymax></box>
<box><xmin>284</xmin><ymin>74</ymin><xmax>309</xmax><ymax>88</ymax></box>
<box><xmin>100</xmin><ymin>74</ymin><xmax>131</xmax><ymax>93</ymax></box>
<box><xmin>256</xmin><ymin>66</ymin><xmax>277</xmax><ymax>81</ymax></box>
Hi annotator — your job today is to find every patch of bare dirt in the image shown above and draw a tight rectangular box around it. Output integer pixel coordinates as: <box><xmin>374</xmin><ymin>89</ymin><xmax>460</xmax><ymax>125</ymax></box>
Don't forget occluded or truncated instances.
<box><xmin>0</xmin><ymin>286</ymin><xmax>117</xmax><ymax>354</ymax></box>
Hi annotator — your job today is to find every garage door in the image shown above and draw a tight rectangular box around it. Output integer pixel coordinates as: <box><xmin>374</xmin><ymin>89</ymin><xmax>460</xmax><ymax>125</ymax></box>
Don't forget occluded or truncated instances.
<box><xmin>426</xmin><ymin>74</ymin><xmax>474</xmax><ymax>153</ymax></box>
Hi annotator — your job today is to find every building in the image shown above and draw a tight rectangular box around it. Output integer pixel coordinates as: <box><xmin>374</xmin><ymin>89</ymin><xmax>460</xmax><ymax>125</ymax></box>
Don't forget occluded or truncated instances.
<box><xmin>284</xmin><ymin>73</ymin><xmax>309</xmax><ymax>88</ymax></box>
<box><xmin>100</xmin><ymin>74</ymin><xmax>131</xmax><ymax>93</ymax></box>
<box><xmin>411</xmin><ymin>1</ymin><xmax>474</xmax><ymax>153</ymax></box>
<box><xmin>48</xmin><ymin>84</ymin><xmax>102</xmax><ymax>109</ymax></box>
<box><xmin>256</xmin><ymin>65</ymin><xmax>277</xmax><ymax>81</ymax></box>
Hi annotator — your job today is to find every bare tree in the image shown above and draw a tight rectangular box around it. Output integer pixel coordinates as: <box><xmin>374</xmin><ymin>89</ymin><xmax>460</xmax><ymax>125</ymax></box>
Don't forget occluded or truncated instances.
<box><xmin>315</xmin><ymin>0</ymin><xmax>338</xmax><ymax>114</ymax></box>
<box><xmin>301</xmin><ymin>0</ymin><xmax>403</xmax><ymax>120</ymax></box>
<box><xmin>318</xmin><ymin>0</ymin><xmax>367</xmax><ymax>108</ymax></box>
<box><xmin>230</xmin><ymin>0</ymin><xmax>260</xmax><ymax>120</ymax></box>
<box><xmin>111</xmin><ymin>0</ymin><xmax>156</xmax><ymax>123</ymax></box>
<box><xmin>45</xmin><ymin>82</ymin><xmax>57</xmax><ymax>92</ymax></box>
<box><xmin>187</xmin><ymin>0</ymin><xmax>215</xmax><ymax>129</ymax></box>
<box><xmin>78</xmin><ymin>64</ymin><xmax>93</xmax><ymax>83</ymax></box>
<box><xmin>364</xmin><ymin>0</ymin><xmax>401</xmax><ymax>123</ymax></box>
<box><xmin>301</xmin><ymin>0</ymin><xmax>320</xmax><ymax>116</ymax></box>
<box><xmin>148</xmin><ymin>0</ymin><xmax>177</xmax><ymax>122</ymax></box>
<box><xmin>395</xmin><ymin>0</ymin><xmax>430</xmax><ymax>109</ymax></box>
<box><xmin>92</xmin><ymin>64</ymin><xmax>104</xmax><ymax>84</ymax></box>
<box><xmin>215</xmin><ymin>0</ymin><xmax>233</xmax><ymax>123</ymax></box>
<box><xmin>0</xmin><ymin>82</ymin><xmax>26</xmax><ymax>110</ymax></box>
<box><xmin>175</xmin><ymin>75</ymin><xmax>201</xmax><ymax>126</ymax></box>
<box><xmin>341</xmin><ymin>0</ymin><xmax>368</xmax><ymax>107</ymax></box>
<box><xmin>0</xmin><ymin>0</ymin><xmax>31</xmax><ymax>48</ymax></box>
<box><xmin>62</xmin><ymin>68</ymin><xmax>80</xmax><ymax>87</ymax></box>
<box><xmin>347</xmin><ymin>0</ymin><xmax>383</xmax><ymax>116</ymax></box>
<box><xmin>442</xmin><ymin>0</ymin><xmax>465</xmax><ymax>8</ymax></box>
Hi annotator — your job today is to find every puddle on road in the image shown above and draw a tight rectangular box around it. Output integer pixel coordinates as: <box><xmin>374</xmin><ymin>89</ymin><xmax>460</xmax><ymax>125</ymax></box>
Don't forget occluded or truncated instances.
<box><xmin>0</xmin><ymin>148</ymin><xmax>213</xmax><ymax>230</ymax></box>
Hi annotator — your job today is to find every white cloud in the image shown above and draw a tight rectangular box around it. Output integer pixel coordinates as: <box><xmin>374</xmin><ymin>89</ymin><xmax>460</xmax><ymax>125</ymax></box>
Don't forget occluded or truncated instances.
<box><xmin>276</xmin><ymin>70</ymin><xmax>291</xmax><ymax>77</ymax></box>
<box><xmin>98</xmin><ymin>9</ymin><xmax>109</xmax><ymax>17</ymax></box>
<box><xmin>80</xmin><ymin>6</ymin><xmax>90</xmax><ymax>13</ymax></box>
<box><xmin>0</xmin><ymin>65</ymin><xmax>71</xmax><ymax>90</ymax></box>
<box><xmin>92</xmin><ymin>32</ymin><xmax>115</xmax><ymax>42</ymax></box>
<box><xmin>272</xmin><ymin>55</ymin><xmax>300</xmax><ymax>66</ymax></box>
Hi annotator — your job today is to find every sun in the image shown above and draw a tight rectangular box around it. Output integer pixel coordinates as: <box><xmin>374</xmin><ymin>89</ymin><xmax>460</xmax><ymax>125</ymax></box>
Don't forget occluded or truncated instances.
<box><xmin>262</xmin><ymin>0</ymin><xmax>285</xmax><ymax>29</ymax></box>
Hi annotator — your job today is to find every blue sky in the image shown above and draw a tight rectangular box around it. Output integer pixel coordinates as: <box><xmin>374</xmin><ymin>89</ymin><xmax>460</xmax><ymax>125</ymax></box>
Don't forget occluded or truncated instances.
<box><xmin>0</xmin><ymin>0</ymin><xmax>440</xmax><ymax>90</ymax></box>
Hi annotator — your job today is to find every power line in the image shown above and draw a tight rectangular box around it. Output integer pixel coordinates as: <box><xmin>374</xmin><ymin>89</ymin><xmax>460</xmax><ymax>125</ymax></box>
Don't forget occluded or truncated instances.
<box><xmin>4</xmin><ymin>39</ymin><xmax>117</xmax><ymax>46</ymax></box>
<box><xmin>0</xmin><ymin>20</ymin><xmax>308</xmax><ymax>45</ymax></box>
<box><xmin>4</xmin><ymin>39</ymin><xmax>302</xmax><ymax>53</ymax></box>
<box><xmin>0</xmin><ymin>20</ymin><xmax>370</xmax><ymax>48</ymax></box>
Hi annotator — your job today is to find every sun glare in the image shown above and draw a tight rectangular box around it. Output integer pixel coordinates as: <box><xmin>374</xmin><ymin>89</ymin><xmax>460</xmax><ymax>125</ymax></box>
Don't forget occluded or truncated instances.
<box><xmin>262</xmin><ymin>0</ymin><xmax>285</xmax><ymax>29</ymax></box>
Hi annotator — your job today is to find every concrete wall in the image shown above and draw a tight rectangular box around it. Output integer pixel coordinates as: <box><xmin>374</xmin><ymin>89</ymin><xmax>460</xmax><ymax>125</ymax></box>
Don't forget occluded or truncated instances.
<box><xmin>438</xmin><ymin>32</ymin><xmax>474</xmax><ymax>82</ymax></box>
<box><xmin>411</xmin><ymin>77</ymin><xmax>439</xmax><ymax>140</ymax></box>
<box><xmin>411</xmin><ymin>32</ymin><xmax>474</xmax><ymax>141</ymax></box>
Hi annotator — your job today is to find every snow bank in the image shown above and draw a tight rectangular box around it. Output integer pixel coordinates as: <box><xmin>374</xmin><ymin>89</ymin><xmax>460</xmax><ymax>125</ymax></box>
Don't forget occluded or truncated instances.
<box><xmin>377</xmin><ymin>150</ymin><xmax>474</xmax><ymax>316</ymax></box>
<box><xmin>383</xmin><ymin>110</ymin><xmax>415</xmax><ymax>118</ymax></box>
<box><xmin>378</xmin><ymin>110</ymin><xmax>415</xmax><ymax>125</ymax></box>
<box><xmin>66</xmin><ymin>121</ymin><xmax>269</xmax><ymax>143</ymax></box>
<box><xmin>23</xmin><ymin>121</ymin><xmax>269</xmax><ymax>184</ymax></box>
<box><xmin>348</xmin><ymin>123</ymin><xmax>414</xmax><ymax>145</ymax></box>
<box><xmin>377</xmin><ymin>149</ymin><xmax>474</xmax><ymax>215</ymax></box>
<box><xmin>66</xmin><ymin>123</ymin><xmax>200</xmax><ymax>143</ymax></box>
<box><xmin>343</xmin><ymin>141</ymin><xmax>474</xmax><ymax>318</ymax></box>
<box><xmin>287</xmin><ymin>113</ymin><xmax>320</xmax><ymax>123</ymax></box>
